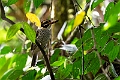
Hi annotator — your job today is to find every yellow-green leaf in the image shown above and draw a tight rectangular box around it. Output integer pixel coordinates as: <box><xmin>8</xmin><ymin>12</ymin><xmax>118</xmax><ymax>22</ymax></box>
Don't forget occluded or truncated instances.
<box><xmin>73</xmin><ymin>10</ymin><xmax>85</xmax><ymax>30</ymax></box>
<box><xmin>23</xmin><ymin>22</ymin><xmax>36</xmax><ymax>43</ymax></box>
<box><xmin>26</xmin><ymin>12</ymin><xmax>41</xmax><ymax>27</ymax></box>
<box><xmin>6</xmin><ymin>22</ymin><xmax>22</xmax><ymax>40</ymax></box>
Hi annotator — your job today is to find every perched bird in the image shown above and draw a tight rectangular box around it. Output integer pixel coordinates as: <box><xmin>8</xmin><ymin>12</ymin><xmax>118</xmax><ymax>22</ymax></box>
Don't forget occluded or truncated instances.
<box><xmin>31</xmin><ymin>20</ymin><xmax>58</xmax><ymax>67</ymax></box>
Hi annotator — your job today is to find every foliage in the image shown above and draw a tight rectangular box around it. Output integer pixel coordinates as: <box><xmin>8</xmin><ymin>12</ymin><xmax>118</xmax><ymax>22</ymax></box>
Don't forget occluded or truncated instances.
<box><xmin>0</xmin><ymin>0</ymin><xmax>120</xmax><ymax>80</ymax></box>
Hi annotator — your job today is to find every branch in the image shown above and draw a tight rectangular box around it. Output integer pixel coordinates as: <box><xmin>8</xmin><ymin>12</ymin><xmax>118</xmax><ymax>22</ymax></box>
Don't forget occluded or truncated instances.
<box><xmin>0</xmin><ymin>1</ymin><xmax>14</xmax><ymax>25</ymax></box>
<box><xmin>35</xmin><ymin>40</ymin><xmax>55</xmax><ymax>80</ymax></box>
<box><xmin>90</xmin><ymin>27</ymin><xmax>111</xmax><ymax>80</ymax></box>
<box><xmin>0</xmin><ymin>1</ymin><xmax>55</xmax><ymax>80</ymax></box>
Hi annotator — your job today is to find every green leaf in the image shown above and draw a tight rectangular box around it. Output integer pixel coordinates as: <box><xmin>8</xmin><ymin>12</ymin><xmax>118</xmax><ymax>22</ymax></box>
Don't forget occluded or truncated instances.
<box><xmin>97</xmin><ymin>35</ymin><xmax>109</xmax><ymax>48</ymax></box>
<box><xmin>1</xmin><ymin>69</ymin><xmax>23</xmax><ymax>80</ymax></box>
<box><xmin>107</xmin><ymin>14</ymin><xmax>118</xmax><ymax>25</ymax></box>
<box><xmin>103</xmin><ymin>41</ymin><xmax>114</xmax><ymax>55</ymax></box>
<box><xmin>108</xmin><ymin>45</ymin><xmax>119</xmax><ymax>62</ymax></box>
<box><xmin>56</xmin><ymin>64</ymin><xmax>72</xmax><ymax>79</ymax></box>
<box><xmin>104</xmin><ymin>2</ymin><xmax>114</xmax><ymax>21</ymax></box>
<box><xmin>1</xmin><ymin>69</ymin><xmax>14</xmax><ymax>80</ymax></box>
<box><xmin>86</xmin><ymin>0</ymin><xmax>90</xmax><ymax>3</ymax></box>
<box><xmin>1</xmin><ymin>46</ymin><xmax>11</xmax><ymax>54</ymax></box>
<box><xmin>86</xmin><ymin>57</ymin><xmax>101</xmax><ymax>75</ymax></box>
<box><xmin>94</xmin><ymin>73</ymin><xmax>107</xmax><ymax>80</ymax></box>
<box><xmin>7</xmin><ymin>70</ymin><xmax>23</xmax><ymax>80</ymax></box>
<box><xmin>6</xmin><ymin>22</ymin><xmax>22</xmax><ymax>40</ymax></box>
<box><xmin>72</xmin><ymin>60</ymin><xmax>81</xmax><ymax>78</ymax></box>
<box><xmin>84</xmin><ymin>39</ymin><xmax>93</xmax><ymax>51</ymax></box>
<box><xmin>103</xmin><ymin>1</ymin><xmax>120</xmax><ymax>31</ymax></box>
<box><xmin>73</xmin><ymin>50</ymin><xmax>82</xmax><ymax>58</ymax></box>
<box><xmin>91</xmin><ymin>0</ymin><xmax>104</xmax><ymax>10</ymax></box>
<box><xmin>50</xmin><ymin>49</ymin><xmax>60</xmax><ymax>64</ymax></box>
<box><xmin>114</xmin><ymin>76</ymin><xmax>120</xmax><ymax>80</ymax></box>
<box><xmin>0</xmin><ymin>56</ymin><xmax>6</xmax><ymax>70</ymax></box>
<box><xmin>112</xmin><ymin>1</ymin><xmax>120</xmax><ymax>15</ymax></box>
<box><xmin>23</xmin><ymin>22</ymin><xmax>36</xmax><ymax>43</ymax></box>
<box><xmin>7</xmin><ymin>0</ymin><xmax>18</xmax><ymax>6</ymax></box>
<box><xmin>33</xmin><ymin>0</ymin><xmax>44</xmax><ymax>8</ymax></box>
<box><xmin>0</xmin><ymin>58</ymin><xmax>11</xmax><ymax>78</ymax></box>
<box><xmin>108</xmin><ymin>22</ymin><xmax>120</xmax><ymax>33</ymax></box>
<box><xmin>64</xmin><ymin>19</ymin><xmax>74</xmax><ymax>37</ymax></box>
<box><xmin>23</xmin><ymin>0</ymin><xmax>31</xmax><ymax>13</ymax></box>
<box><xmin>82</xmin><ymin>29</ymin><xmax>92</xmax><ymax>42</ymax></box>
<box><xmin>8</xmin><ymin>54</ymin><xmax>28</xmax><ymax>70</ymax></box>
<box><xmin>14</xmin><ymin>54</ymin><xmax>28</xmax><ymax>70</ymax></box>
<box><xmin>61</xmin><ymin>64</ymin><xmax>72</xmax><ymax>79</ymax></box>
<box><xmin>22</xmin><ymin>70</ymin><xmax>37</xmax><ymax>80</ymax></box>
<box><xmin>51</xmin><ymin>58</ymin><xmax>65</xmax><ymax>67</ymax></box>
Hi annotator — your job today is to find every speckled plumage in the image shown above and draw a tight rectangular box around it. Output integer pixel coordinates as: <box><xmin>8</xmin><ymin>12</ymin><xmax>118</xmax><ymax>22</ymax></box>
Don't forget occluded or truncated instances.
<box><xmin>36</xmin><ymin>28</ymin><xmax>51</xmax><ymax>48</ymax></box>
<box><xmin>31</xmin><ymin>28</ymin><xmax>51</xmax><ymax>67</ymax></box>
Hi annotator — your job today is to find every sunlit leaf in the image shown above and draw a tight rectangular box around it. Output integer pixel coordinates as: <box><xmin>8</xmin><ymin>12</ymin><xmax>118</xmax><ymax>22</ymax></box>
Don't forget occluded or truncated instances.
<box><xmin>33</xmin><ymin>0</ymin><xmax>44</xmax><ymax>8</ymax></box>
<box><xmin>64</xmin><ymin>19</ymin><xmax>74</xmax><ymax>37</ymax></box>
<box><xmin>104</xmin><ymin>2</ymin><xmax>114</xmax><ymax>21</ymax></box>
<box><xmin>103</xmin><ymin>1</ymin><xmax>120</xmax><ymax>31</ymax></box>
<box><xmin>6</xmin><ymin>22</ymin><xmax>22</xmax><ymax>40</ymax></box>
<box><xmin>71</xmin><ymin>37</ymin><xmax>79</xmax><ymax>44</ymax></box>
<box><xmin>24</xmin><ymin>0</ymin><xmax>31</xmax><ymax>13</ymax></box>
<box><xmin>1</xmin><ymin>69</ymin><xmax>23</xmax><ymax>80</ymax></box>
<box><xmin>73</xmin><ymin>10</ymin><xmax>85</xmax><ymax>30</ymax></box>
<box><xmin>115</xmin><ymin>76</ymin><xmax>120</xmax><ymax>80</ymax></box>
<box><xmin>0</xmin><ymin>56</ymin><xmax>6</xmax><ymax>70</ymax></box>
<box><xmin>51</xmin><ymin>59</ymin><xmax>65</xmax><ymax>67</ymax></box>
<box><xmin>22</xmin><ymin>22</ymin><xmax>36</xmax><ymax>43</ymax></box>
<box><xmin>7</xmin><ymin>0</ymin><xmax>18</xmax><ymax>6</ymax></box>
<box><xmin>1</xmin><ymin>69</ymin><xmax>14</xmax><ymax>80</ymax></box>
<box><xmin>0</xmin><ymin>58</ymin><xmax>11</xmax><ymax>77</ymax></box>
<box><xmin>0</xmin><ymin>29</ymin><xmax>7</xmax><ymax>44</ymax></box>
<box><xmin>103</xmin><ymin>14</ymin><xmax>118</xmax><ymax>31</ymax></box>
<box><xmin>26</xmin><ymin>12</ymin><xmax>41</xmax><ymax>27</ymax></box>
<box><xmin>91</xmin><ymin>0</ymin><xmax>104</xmax><ymax>10</ymax></box>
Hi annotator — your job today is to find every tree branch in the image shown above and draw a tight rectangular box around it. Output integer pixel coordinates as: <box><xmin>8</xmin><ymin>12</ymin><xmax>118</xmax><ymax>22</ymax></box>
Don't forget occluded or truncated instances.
<box><xmin>35</xmin><ymin>40</ymin><xmax>55</xmax><ymax>80</ymax></box>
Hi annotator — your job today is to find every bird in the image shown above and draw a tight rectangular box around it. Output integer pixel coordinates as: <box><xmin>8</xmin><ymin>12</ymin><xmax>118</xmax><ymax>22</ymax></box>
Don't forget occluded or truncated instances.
<box><xmin>31</xmin><ymin>19</ymin><xmax>58</xmax><ymax>67</ymax></box>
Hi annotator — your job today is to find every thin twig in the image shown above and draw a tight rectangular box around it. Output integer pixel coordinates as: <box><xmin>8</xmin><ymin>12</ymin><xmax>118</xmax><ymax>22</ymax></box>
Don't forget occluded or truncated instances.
<box><xmin>72</xmin><ymin>1</ymin><xmax>90</xmax><ymax>79</ymax></box>
<box><xmin>79</xmin><ymin>26</ymin><xmax>84</xmax><ymax>80</ymax></box>
<box><xmin>90</xmin><ymin>27</ymin><xmax>111</xmax><ymax>80</ymax></box>
<box><xmin>0</xmin><ymin>1</ymin><xmax>55</xmax><ymax>80</ymax></box>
